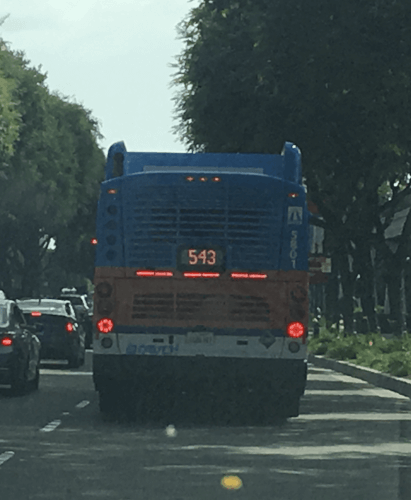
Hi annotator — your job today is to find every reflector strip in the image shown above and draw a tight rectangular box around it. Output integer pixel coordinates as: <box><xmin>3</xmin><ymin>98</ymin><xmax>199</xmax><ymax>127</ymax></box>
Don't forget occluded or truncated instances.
<box><xmin>183</xmin><ymin>272</ymin><xmax>220</xmax><ymax>278</ymax></box>
<box><xmin>231</xmin><ymin>272</ymin><xmax>267</xmax><ymax>279</ymax></box>
<box><xmin>136</xmin><ymin>270</ymin><xmax>173</xmax><ymax>277</ymax></box>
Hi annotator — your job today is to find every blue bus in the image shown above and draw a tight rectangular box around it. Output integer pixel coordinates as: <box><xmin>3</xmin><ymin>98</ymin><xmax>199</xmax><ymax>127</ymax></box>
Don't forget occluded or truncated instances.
<box><xmin>92</xmin><ymin>141</ymin><xmax>309</xmax><ymax>421</ymax></box>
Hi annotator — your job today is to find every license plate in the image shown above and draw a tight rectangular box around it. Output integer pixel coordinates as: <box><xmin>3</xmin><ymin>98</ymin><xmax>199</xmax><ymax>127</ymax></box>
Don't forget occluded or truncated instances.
<box><xmin>185</xmin><ymin>332</ymin><xmax>214</xmax><ymax>344</ymax></box>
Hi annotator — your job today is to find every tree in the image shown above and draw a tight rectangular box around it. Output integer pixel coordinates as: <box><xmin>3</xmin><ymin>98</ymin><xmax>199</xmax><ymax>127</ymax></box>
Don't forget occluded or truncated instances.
<box><xmin>0</xmin><ymin>40</ymin><xmax>105</xmax><ymax>297</ymax></box>
<box><xmin>172</xmin><ymin>0</ymin><xmax>411</xmax><ymax>332</ymax></box>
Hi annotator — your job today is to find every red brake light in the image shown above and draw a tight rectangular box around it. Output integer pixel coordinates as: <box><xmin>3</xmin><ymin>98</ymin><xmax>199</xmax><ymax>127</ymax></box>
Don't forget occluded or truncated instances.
<box><xmin>1</xmin><ymin>336</ymin><xmax>13</xmax><ymax>347</ymax></box>
<box><xmin>135</xmin><ymin>270</ymin><xmax>173</xmax><ymax>277</ymax></box>
<box><xmin>97</xmin><ymin>318</ymin><xmax>114</xmax><ymax>333</ymax></box>
<box><xmin>65</xmin><ymin>322</ymin><xmax>74</xmax><ymax>333</ymax></box>
<box><xmin>287</xmin><ymin>322</ymin><xmax>305</xmax><ymax>338</ymax></box>
<box><xmin>231</xmin><ymin>272</ymin><xmax>267</xmax><ymax>279</ymax></box>
<box><xmin>31</xmin><ymin>311</ymin><xmax>42</xmax><ymax>317</ymax></box>
<box><xmin>183</xmin><ymin>272</ymin><xmax>220</xmax><ymax>278</ymax></box>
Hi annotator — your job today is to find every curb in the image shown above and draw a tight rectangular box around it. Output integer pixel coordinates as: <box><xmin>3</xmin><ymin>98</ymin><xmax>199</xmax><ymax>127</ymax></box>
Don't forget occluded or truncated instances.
<box><xmin>308</xmin><ymin>353</ymin><xmax>411</xmax><ymax>399</ymax></box>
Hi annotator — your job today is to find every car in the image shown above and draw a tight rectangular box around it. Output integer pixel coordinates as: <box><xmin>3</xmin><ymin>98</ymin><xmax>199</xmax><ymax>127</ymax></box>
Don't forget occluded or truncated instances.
<box><xmin>0</xmin><ymin>296</ymin><xmax>41</xmax><ymax>394</ymax></box>
<box><xmin>58</xmin><ymin>288</ymin><xmax>93</xmax><ymax>349</ymax></box>
<box><xmin>17</xmin><ymin>299</ymin><xmax>85</xmax><ymax>368</ymax></box>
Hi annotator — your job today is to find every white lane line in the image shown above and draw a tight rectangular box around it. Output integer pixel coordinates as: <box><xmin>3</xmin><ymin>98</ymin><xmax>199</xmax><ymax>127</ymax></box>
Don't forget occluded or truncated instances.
<box><xmin>304</xmin><ymin>389</ymin><xmax>408</xmax><ymax>399</ymax></box>
<box><xmin>40</xmin><ymin>370</ymin><xmax>92</xmax><ymax>375</ymax></box>
<box><xmin>75</xmin><ymin>400</ymin><xmax>90</xmax><ymax>409</ymax></box>
<box><xmin>0</xmin><ymin>451</ymin><xmax>15</xmax><ymax>466</ymax></box>
<box><xmin>40</xmin><ymin>420</ymin><xmax>62</xmax><ymax>433</ymax></box>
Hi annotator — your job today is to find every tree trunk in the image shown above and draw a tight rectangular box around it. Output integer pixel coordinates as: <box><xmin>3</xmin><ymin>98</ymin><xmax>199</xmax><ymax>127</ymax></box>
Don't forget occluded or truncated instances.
<box><xmin>336</xmin><ymin>252</ymin><xmax>355</xmax><ymax>334</ymax></box>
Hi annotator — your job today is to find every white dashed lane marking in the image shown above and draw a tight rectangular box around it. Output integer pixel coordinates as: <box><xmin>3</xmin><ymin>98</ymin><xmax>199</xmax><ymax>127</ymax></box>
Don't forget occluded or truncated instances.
<box><xmin>0</xmin><ymin>451</ymin><xmax>15</xmax><ymax>466</ymax></box>
<box><xmin>40</xmin><ymin>420</ymin><xmax>62</xmax><ymax>433</ymax></box>
<box><xmin>75</xmin><ymin>400</ymin><xmax>90</xmax><ymax>409</ymax></box>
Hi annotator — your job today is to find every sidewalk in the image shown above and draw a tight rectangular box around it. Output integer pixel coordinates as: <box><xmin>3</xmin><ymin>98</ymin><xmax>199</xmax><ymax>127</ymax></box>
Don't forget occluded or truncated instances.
<box><xmin>308</xmin><ymin>353</ymin><xmax>411</xmax><ymax>399</ymax></box>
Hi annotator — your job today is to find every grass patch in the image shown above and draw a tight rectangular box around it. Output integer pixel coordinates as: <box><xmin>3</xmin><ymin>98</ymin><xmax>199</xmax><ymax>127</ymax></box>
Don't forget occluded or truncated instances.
<box><xmin>308</xmin><ymin>329</ymin><xmax>411</xmax><ymax>377</ymax></box>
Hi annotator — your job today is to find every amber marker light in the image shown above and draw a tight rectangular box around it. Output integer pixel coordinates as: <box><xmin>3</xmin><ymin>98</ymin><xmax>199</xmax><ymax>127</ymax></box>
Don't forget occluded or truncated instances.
<box><xmin>212</xmin><ymin>176</ymin><xmax>221</xmax><ymax>182</ymax></box>
<box><xmin>199</xmin><ymin>176</ymin><xmax>207</xmax><ymax>182</ymax></box>
<box><xmin>185</xmin><ymin>176</ymin><xmax>195</xmax><ymax>182</ymax></box>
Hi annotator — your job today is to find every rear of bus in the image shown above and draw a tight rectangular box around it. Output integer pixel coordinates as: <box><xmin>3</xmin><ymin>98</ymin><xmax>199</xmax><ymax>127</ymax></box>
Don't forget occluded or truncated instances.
<box><xmin>93</xmin><ymin>142</ymin><xmax>309</xmax><ymax>418</ymax></box>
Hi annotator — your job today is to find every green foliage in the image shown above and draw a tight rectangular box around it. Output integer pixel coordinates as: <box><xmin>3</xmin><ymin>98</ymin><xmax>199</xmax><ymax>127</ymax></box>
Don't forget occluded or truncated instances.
<box><xmin>0</xmin><ymin>39</ymin><xmax>105</xmax><ymax>296</ymax></box>
<box><xmin>0</xmin><ymin>43</ymin><xmax>20</xmax><ymax>160</ymax></box>
<box><xmin>308</xmin><ymin>330</ymin><xmax>411</xmax><ymax>377</ymax></box>
<box><xmin>172</xmin><ymin>0</ymin><xmax>411</xmax><ymax>330</ymax></box>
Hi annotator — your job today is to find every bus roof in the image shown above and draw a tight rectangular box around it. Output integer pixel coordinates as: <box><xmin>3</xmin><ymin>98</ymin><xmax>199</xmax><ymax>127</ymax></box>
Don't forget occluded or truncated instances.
<box><xmin>105</xmin><ymin>141</ymin><xmax>302</xmax><ymax>185</ymax></box>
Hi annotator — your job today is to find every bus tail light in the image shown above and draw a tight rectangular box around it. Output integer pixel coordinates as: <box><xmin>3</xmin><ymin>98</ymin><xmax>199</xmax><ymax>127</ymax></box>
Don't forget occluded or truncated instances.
<box><xmin>95</xmin><ymin>282</ymin><xmax>113</xmax><ymax>298</ymax></box>
<box><xmin>286</xmin><ymin>322</ymin><xmax>305</xmax><ymax>338</ymax></box>
<box><xmin>31</xmin><ymin>311</ymin><xmax>42</xmax><ymax>317</ymax></box>
<box><xmin>1</xmin><ymin>336</ymin><xmax>13</xmax><ymax>347</ymax></box>
<box><xmin>97</xmin><ymin>318</ymin><xmax>114</xmax><ymax>334</ymax></box>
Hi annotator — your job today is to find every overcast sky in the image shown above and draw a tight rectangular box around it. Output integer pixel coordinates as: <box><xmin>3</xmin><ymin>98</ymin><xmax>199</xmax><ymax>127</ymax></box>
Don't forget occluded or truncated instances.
<box><xmin>1</xmin><ymin>0</ymin><xmax>199</xmax><ymax>155</ymax></box>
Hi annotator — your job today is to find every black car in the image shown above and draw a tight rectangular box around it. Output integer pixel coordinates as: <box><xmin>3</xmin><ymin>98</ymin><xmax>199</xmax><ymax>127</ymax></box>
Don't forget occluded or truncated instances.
<box><xmin>58</xmin><ymin>289</ymin><xmax>93</xmax><ymax>348</ymax></box>
<box><xmin>0</xmin><ymin>297</ymin><xmax>41</xmax><ymax>394</ymax></box>
<box><xmin>18</xmin><ymin>299</ymin><xmax>85</xmax><ymax>368</ymax></box>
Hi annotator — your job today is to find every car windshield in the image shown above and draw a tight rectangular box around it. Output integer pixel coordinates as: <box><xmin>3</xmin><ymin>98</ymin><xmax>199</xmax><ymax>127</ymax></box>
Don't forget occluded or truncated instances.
<box><xmin>0</xmin><ymin>304</ymin><xmax>8</xmax><ymax>326</ymax></box>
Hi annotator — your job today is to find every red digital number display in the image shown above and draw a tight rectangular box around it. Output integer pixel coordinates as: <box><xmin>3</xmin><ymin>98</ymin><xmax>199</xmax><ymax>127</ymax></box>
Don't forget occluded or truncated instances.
<box><xmin>177</xmin><ymin>246</ymin><xmax>224</xmax><ymax>271</ymax></box>
<box><xmin>188</xmin><ymin>249</ymin><xmax>217</xmax><ymax>266</ymax></box>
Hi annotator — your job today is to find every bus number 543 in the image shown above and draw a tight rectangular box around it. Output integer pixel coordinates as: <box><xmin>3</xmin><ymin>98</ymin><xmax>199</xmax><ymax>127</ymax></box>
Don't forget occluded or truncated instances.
<box><xmin>188</xmin><ymin>249</ymin><xmax>216</xmax><ymax>265</ymax></box>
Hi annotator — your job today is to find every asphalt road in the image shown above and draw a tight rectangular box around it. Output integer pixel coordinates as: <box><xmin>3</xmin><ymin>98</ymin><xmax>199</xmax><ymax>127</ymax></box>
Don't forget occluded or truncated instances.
<box><xmin>0</xmin><ymin>352</ymin><xmax>410</xmax><ymax>500</ymax></box>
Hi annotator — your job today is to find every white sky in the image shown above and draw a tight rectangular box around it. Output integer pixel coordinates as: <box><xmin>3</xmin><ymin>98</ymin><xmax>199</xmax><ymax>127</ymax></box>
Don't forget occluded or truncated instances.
<box><xmin>1</xmin><ymin>0</ymin><xmax>199</xmax><ymax>154</ymax></box>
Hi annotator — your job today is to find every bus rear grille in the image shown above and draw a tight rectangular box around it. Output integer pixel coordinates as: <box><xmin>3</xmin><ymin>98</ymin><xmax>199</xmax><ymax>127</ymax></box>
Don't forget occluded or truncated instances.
<box><xmin>123</xmin><ymin>185</ymin><xmax>282</xmax><ymax>269</ymax></box>
<box><xmin>131</xmin><ymin>293</ymin><xmax>270</xmax><ymax>323</ymax></box>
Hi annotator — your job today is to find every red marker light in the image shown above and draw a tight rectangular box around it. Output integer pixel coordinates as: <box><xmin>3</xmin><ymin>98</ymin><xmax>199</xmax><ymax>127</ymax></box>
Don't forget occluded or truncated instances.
<box><xmin>90</xmin><ymin>238</ymin><xmax>98</xmax><ymax>245</ymax></box>
<box><xmin>31</xmin><ymin>311</ymin><xmax>42</xmax><ymax>317</ymax></box>
<box><xmin>287</xmin><ymin>322</ymin><xmax>305</xmax><ymax>338</ymax></box>
<box><xmin>135</xmin><ymin>270</ymin><xmax>173</xmax><ymax>277</ymax></box>
<box><xmin>97</xmin><ymin>318</ymin><xmax>114</xmax><ymax>333</ymax></box>
<box><xmin>231</xmin><ymin>272</ymin><xmax>267</xmax><ymax>280</ymax></box>
<box><xmin>65</xmin><ymin>322</ymin><xmax>74</xmax><ymax>333</ymax></box>
<box><xmin>1</xmin><ymin>336</ymin><xmax>13</xmax><ymax>347</ymax></box>
<box><xmin>186</xmin><ymin>176</ymin><xmax>195</xmax><ymax>182</ymax></box>
<box><xmin>212</xmin><ymin>176</ymin><xmax>221</xmax><ymax>182</ymax></box>
<box><xmin>107</xmin><ymin>189</ymin><xmax>117</xmax><ymax>194</ymax></box>
<box><xmin>183</xmin><ymin>272</ymin><xmax>220</xmax><ymax>278</ymax></box>
<box><xmin>199</xmin><ymin>176</ymin><xmax>207</xmax><ymax>182</ymax></box>
<box><xmin>288</xmin><ymin>192</ymin><xmax>299</xmax><ymax>198</ymax></box>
